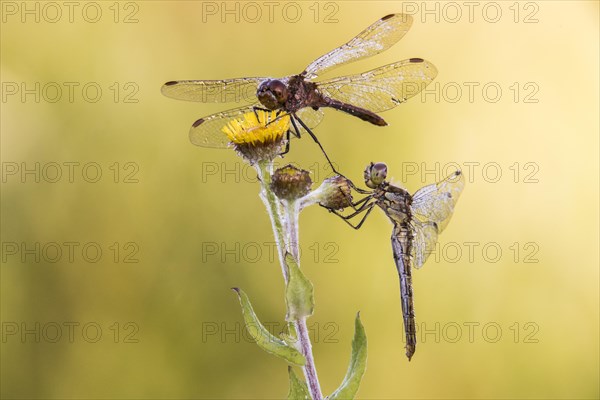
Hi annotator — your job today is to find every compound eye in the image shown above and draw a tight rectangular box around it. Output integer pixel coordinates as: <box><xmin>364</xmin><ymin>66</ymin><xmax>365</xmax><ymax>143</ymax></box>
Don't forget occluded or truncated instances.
<box><xmin>269</xmin><ymin>80</ymin><xmax>288</xmax><ymax>100</ymax></box>
<box><xmin>364</xmin><ymin>162</ymin><xmax>386</xmax><ymax>188</ymax></box>
<box><xmin>372</xmin><ymin>163</ymin><xmax>388</xmax><ymax>180</ymax></box>
<box><xmin>367</xmin><ymin>162</ymin><xmax>387</xmax><ymax>186</ymax></box>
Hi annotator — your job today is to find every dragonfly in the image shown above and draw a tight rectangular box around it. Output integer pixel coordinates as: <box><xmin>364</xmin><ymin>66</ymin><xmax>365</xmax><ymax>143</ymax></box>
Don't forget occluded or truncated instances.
<box><xmin>327</xmin><ymin>163</ymin><xmax>465</xmax><ymax>360</ymax></box>
<box><xmin>161</xmin><ymin>13</ymin><xmax>437</xmax><ymax>172</ymax></box>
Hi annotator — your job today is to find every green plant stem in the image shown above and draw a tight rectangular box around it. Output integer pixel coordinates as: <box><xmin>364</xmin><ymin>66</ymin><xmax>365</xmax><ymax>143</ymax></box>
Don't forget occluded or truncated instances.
<box><xmin>255</xmin><ymin>160</ymin><xmax>323</xmax><ymax>400</ymax></box>
<box><xmin>285</xmin><ymin>199</ymin><xmax>322</xmax><ymax>400</ymax></box>
<box><xmin>257</xmin><ymin>160</ymin><xmax>289</xmax><ymax>283</ymax></box>
<box><xmin>294</xmin><ymin>317</ymin><xmax>323</xmax><ymax>400</ymax></box>
<box><xmin>284</xmin><ymin>200</ymin><xmax>301</xmax><ymax>261</ymax></box>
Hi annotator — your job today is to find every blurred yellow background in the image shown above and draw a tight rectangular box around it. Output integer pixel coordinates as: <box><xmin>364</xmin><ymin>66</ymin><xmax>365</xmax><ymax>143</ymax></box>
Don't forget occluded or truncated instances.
<box><xmin>1</xmin><ymin>1</ymin><xmax>598</xmax><ymax>399</ymax></box>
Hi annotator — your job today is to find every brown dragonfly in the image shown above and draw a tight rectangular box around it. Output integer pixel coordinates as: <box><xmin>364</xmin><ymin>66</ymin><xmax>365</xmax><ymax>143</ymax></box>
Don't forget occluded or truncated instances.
<box><xmin>327</xmin><ymin>163</ymin><xmax>464</xmax><ymax>360</ymax></box>
<box><xmin>161</xmin><ymin>14</ymin><xmax>437</xmax><ymax>171</ymax></box>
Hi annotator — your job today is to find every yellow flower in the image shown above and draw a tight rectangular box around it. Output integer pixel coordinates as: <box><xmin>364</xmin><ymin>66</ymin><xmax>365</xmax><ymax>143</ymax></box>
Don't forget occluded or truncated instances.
<box><xmin>223</xmin><ymin>110</ymin><xmax>289</xmax><ymax>145</ymax></box>
<box><xmin>222</xmin><ymin>110</ymin><xmax>290</xmax><ymax>163</ymax></box>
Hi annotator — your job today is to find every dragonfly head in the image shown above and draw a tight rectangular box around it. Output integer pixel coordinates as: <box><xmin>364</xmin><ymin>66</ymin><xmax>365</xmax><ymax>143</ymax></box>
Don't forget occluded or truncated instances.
<box><xmin>364</xmin><ymin>162</ymin><xmax>387</xmax><ymax>188</ymax></box>
<box><xmin>257</xmin><ymin>80</ymin><xmax>289</xmax><ymax>110</ymax></box>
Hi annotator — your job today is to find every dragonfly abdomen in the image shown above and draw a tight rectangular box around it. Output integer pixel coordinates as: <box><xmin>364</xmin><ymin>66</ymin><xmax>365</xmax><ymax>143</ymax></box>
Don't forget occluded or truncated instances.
<box><xmin>392</xmin><ymin>224</ymin><xmax>417</xmax><ymax>361</ymax></box>
<box><xmin>324</xmin><ymin>98</ymin><xmax>387</xmax><ymax>126</ymax></box>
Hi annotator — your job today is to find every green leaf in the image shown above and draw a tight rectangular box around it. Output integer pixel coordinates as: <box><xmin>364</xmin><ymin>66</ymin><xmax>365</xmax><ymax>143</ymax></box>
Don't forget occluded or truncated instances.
<box><xmin>287</xmin><ymin>366</ymin><xmax>310</xmax><ymax>400</ymax></box>
<box><xmin>232</xmin><ymin>288</ymin><xmax>306</xmax><ymax>366</ymax></box>
<box><xmin>328</xmin><ymin>313</ymin><xmax>368</xmax><ymax>400</ymax></box>
<box><xmin>285</xmin><ymin>253</ymin><xmax>314</xmax><ymax>321</ymax></box>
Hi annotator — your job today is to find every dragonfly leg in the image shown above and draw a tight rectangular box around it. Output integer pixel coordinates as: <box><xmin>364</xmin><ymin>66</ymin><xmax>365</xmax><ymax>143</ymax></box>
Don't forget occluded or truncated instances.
<box><xmin>289</xmin><ymin>116</ymin><xmax>303</xmax><ymax>139</ymax></box>
<box><xmin>275</xmin><ymin>118</ymin><xmax>302</xmax><ymax>158</ymax></box>
<box><xmin>253</xmin><ymin>106</ymin><xmax>294</xmax><ymax>129</ymax></box>
<box><xmin>251</xmin><ymin>106</ymin><xmax>273</xmax><ymax>123</ymax></box>
<box><xmin>272</xmin><ymin>110</ymin><xmax>294</xmax><ymax>126</ymax></box>
<box><xmin>346</xmin><ymin>179</ymin><xmax>373</xmax><ymax>195</ymax></box>
<box><xmin>332</xmin><ymin>197</ymin><xmax>374</xmax><ymax>219</ymax></box>
<box><xmin>293</xmin><ymin>114</ymin><xmax>342</xmax><ymax>177</ymax></box>
<box><xmin>252</xmin><ymin>106</ymin><xmax>272</xmax><ymax>113</ymax></box>
<box><xmin>249</xmin><ymin>107</ymin><xmax>297</xmax><ymax>158</ymax></box>
<box><xmin>279</xmin><ymin>129</ymin><xmax>292</xmax><ymax>156</ymax></box>
<box><xmin>328</xmin><ymin>202</ymin><xmax>376</xmax><ymax>230</ymax></box>
<box><xmin>257</xmin><ymin>108</ymin><xmax>299</xmax><ymax>134</ymax></box>
<box><xmin>328</xmin><ymin>172</ymin><xmax>372</xmax><ymax>196</ymax></box>
<box><xmin>325</xmin><ymin>195</ymin><xmax>375</xmax><ymax>226</ymax></box>
<box><xmin>329</xmin><ymin>187</ymin><xmax>372</xmax><ymax>212</ymax></box>
<box><xmin>347</xmin><ymin>193</ymin><xmax>372</xmax><ymax>211</ymax></box>
<box><xmin>276</xmin><ymin>118</ymin><xmax>304</xmax><ymax>159</ymax></box>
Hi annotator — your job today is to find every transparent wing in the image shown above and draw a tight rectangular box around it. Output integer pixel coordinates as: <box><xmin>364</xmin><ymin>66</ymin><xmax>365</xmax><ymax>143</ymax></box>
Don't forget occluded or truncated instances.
<box><xmin>161</xmin><ymin>77</ymin><xmax>268</xmax><ymax>103</ymax></box>
<box><xmin>317</xmin><ymin>59</ymin><xmax>437</xmax><ymax>113</ymax></box>
<box><xmin>411</xmin><ymin>171</ymin><xmax>465</xmax><ymax>233</ymax></box>
<box><xmin>188</xmin><ymin>105</ymin><xmax>323</xmax><ymax>148</ymax></box>
<box><xmin>295</xmin><ymin>107</ymin><xmax>325</xmax><ymax>130</ymax></box>
<box><xmin>303</xmin><ymin>13</ymin><xmax>413</xmax><ymax>79</ymax></box>
<box><xmin>188</xmin><ymin>104</ymin><xmax>261</xmax><ymax>148</ymax></box>
<box><xmin>409</xmin><ymin>220</ymin><xmax>439</xmax><ymax>269</ymax></box>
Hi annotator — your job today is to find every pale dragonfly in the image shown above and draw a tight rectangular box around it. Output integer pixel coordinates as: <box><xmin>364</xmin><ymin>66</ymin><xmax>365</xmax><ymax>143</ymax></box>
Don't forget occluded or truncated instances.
<box><xmin>327</xmin><ymin>163</ymin><xmax>465</xmax><ymax>360</ymax></box>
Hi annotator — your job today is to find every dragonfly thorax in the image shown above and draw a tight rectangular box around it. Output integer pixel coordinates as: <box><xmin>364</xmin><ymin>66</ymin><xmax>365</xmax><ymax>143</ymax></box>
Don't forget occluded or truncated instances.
<box><xmin>377</xmin><ymin>186</ymin><xmax>412</xmax><ymax>224</ymax></box>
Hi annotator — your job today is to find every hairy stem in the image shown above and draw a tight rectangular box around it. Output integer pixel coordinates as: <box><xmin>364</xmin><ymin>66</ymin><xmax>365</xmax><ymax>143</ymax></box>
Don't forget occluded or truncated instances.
<box><xmin>295</xmin><ymin>318</ymin><xmax>323</xmax><ymax>400</ymax></box>
<box><xmin>256</xmin><ymin>160</ymin><xmax>289</xmax><ymax>283</ymax></box>
<box><xmin>255</xmin><ymin>161</ymin><xmax>323</xmax><ymax>400</ymax></box>
<box><xmin>285</xmin><ymin>199</ymin><xmax>322</xmax><ymax>400</ymax></box>
<box><xmin>284</xmin><ymin>200</ymin><xmax>301</xmax><ymax>261</ymax></box>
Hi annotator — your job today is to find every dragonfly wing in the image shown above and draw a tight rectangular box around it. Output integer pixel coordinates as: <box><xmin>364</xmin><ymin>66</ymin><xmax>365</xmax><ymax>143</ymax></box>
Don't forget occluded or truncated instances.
<box><xmin>188</xmin><ymin>104</ymin><xmax>261</xmax><ymax>148</ymax></box>
<box><xmin>391</xmin><ymin>227</ymin><xmax>417</xmax><ymax>360</ymax></box>
<box><xmin>411</xmin><ymin>170</ymin><xmax>465</xmax><ymax>233</ymax></box>
<box><xmin>317</xmin><ymin>59</ymin><xmax>437</xmax><ymax>113</ymax></box>
<box><xmin>303</xmin><ymin>13</ymin><xmax>413</xmax><ymax>79</ymax></box>
<box><xmin>161</xmin><ymin>77</ymin><xmax>268</xmax><ymax>103</ymax></box>
<box><xmin>409</xmin><ymin>220</ymin><xmax>439</xmax><ymax>269</ymax></box>
<box><xmin>295</xmin><ymin>107</ymin><xmax>325</xmax><ymax>131</ymax></box>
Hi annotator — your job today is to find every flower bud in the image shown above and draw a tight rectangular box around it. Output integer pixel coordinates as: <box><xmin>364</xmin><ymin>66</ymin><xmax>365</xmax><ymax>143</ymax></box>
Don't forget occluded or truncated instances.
<box><xmin>301</xmin><ymin>175</ymin><xmax>354</xmax><ymax>210</ymax></box>
<box><xmin>270</xmin><ymin>165</ymin><xmax>312</xmax><ymax>202</ymax></box>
